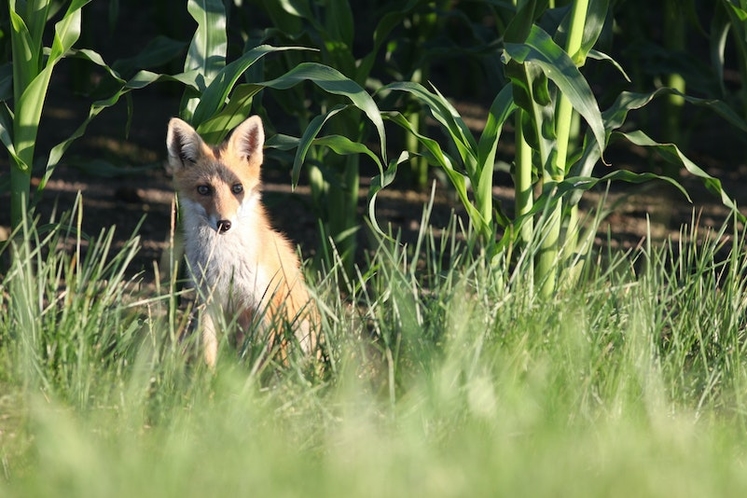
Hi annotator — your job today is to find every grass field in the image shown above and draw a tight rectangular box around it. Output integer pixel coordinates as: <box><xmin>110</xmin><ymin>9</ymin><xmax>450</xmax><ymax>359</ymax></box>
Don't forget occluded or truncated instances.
<box><xmin>2</xmin><ymin>206</ymin><xmax>747</xmax><ymax>497</ymax></box>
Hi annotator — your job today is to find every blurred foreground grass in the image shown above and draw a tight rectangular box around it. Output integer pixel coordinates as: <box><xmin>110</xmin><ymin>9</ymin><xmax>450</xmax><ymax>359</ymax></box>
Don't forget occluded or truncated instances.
<box><xmin>2</xmin><ymin>208</ymin><xmax>747</xmax><ymax>497</ymax></box>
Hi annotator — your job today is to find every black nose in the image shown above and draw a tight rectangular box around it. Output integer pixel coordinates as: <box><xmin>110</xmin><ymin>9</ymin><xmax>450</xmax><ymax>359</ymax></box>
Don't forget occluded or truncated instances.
<box><xmin>217</xmin><ymin>220</ymin><xmax>232</xmax><ymax>233</ymax></box>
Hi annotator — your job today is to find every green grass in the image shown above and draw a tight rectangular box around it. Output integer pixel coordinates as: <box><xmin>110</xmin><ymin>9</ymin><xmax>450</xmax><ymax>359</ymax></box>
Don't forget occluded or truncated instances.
<box><xmin>3</xmin><ymin>206</ymin><xmax>747</xmax><ymax>497</ymax></box>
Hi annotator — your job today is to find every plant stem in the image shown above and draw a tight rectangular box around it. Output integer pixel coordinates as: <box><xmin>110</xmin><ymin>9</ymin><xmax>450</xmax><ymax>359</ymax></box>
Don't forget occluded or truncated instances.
<box><xmin>514</xmin><ymin>111</ymin><xmax>534</xmax><ymax>242</ymax></box>
<box><xmin>664</xmin><ymin>0</ymin><xmax>685</xmax><ymax>149</ymax></box>
<box><xmin>9</xmin><ymin>164</ymin><xmax>30</xmax><ymax>231</ymax></box>
<box><xmin>537</xmin><ymin>0</ymin><xmax>589</xmax><ymax>297</ymax></box>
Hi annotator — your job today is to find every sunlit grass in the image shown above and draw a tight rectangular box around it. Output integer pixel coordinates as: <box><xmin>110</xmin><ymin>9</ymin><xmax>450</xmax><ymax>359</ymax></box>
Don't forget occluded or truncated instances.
<box><xmin>2</xmin><ymin>207</ymin><xmax>747</xmax><ymax>497</ymax></box>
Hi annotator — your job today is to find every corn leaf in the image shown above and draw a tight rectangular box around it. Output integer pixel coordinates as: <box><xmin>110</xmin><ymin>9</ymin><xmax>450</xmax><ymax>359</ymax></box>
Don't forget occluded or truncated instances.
<box><xmin>263</xmin><ymin>62</ymin><xmax>387</xmax><ymax>164</ymax></box>
<box><xmin>182</xmin><ymin>0</ymin><xmax>227</xmax><ymax>119</ymax></box>
<box><xmin>191</xmin><ymin>45</ymin><xmax>309</xmax><ymax>129</ymax></box>
<box><xmin>504</xmin><ymin>24</ymin><xmax>606</xmax><ymax>160</ymax></box>
<box><xmin>290</xmin><ymin>105</ymin><xmax>349</xmax><ymax>186</ymax></box>
<box><xmin>617</xmin><ymin>130</ymin><xmax>742</xmax><ymax>217</ymax></box>
<box><xmin>382</xmin><ymin>81</ymin><xmax>478</xmax><ymax>176</ymax></box>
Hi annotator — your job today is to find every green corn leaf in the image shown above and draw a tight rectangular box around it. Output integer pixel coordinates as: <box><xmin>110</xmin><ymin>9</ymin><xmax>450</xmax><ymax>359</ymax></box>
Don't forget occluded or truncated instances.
<box><xmin>477</xmin><ymin>85</ymin><xmax>516</xmax><ymax>170</ymax></box>
<box><xmin>8</xmin><ymin>9</ymin><xmax>38</xmax><ymax>97</ymax></box>
<box><xmin>312</xmin><ymin>135</ymin><xmax>383</xmax><ymax>171</ymax></box>
<box><xmin>191</xmin><ymin>45</ymin><xmax>309</xmax><ymax>128</ymax></box>
<box><xmin>555</xmin><ymin>0</ymin><xmax>609</xmax><ymax>64</ymax></box>
<box><xmin>14</xmin><ymin>64</ymin><xmax>55</xmax><ymax>167</ymax></box>
<box><xmin>504</xmin><ymin>24</ymin><xmax>606</xmax><ymax>161</ymax></box>
<box><xmin>185</xmin><ymin>0</ymin><xmax>227</xmax><ymax>80</ymax></box>
<box><xmin>112</xmin><ymin>36</ymin><xmax>188</xmax><ymax>78</ymax></box>
<box><xmin>383</xmin><ymin>81</ymin><xmax>478</xmax><ymax>175</ymax></box>
<box><xmin>383</xmin><ymin>111</ymin><xmax>486</xmax><ymax>232</ymax></box>
<box><xmin>197</xmin><ymin>84</ymin><xmax>263</xmax><ymax>144</ymax></box>
<box><xmin>71</xmin><ymin>48</ymin><xmax>125</xmax><ymax>85</ymax></box>
<box><xmin>265</xmin><ymin>133</ymin><xmax>301</xmax><ymax>151</ymax></box>
<box><xmin>264</xmin><ymin>62</ymin><xmax>387</xmax><ymax>164</ymax></box>
<box><xmin>587</xmin><ymin>49</ymin><xmax>630</xmax><ymax>82</ymax></box>
<box><xmin>11</xmin><ymin>0</ymin><xmax>51</xmax><ymax>61</ymax></box>
<box><xmin>49</xmin><ymin>2</ymin><xmax>89</xmax><ymax>61</ymax></box>
<box><xmin>571</xmin><ymin>88</ymin><xmax>747</xmax><ymax>183</ymax></box>
<box><xmin>368</xmin><ymin>151</ymin><xmax>411</xmax><ymax>237</ymax></box>
<box><xmin>291</xmin><ymin>105</ymin><xmax>349</xmax><ymax>186</ymax></box>
<box><xmin>475</xmin><ymin>85</ymin><xmax>517</xmax><ymax>223</ymax></box>
<box><xmin>326</xmin><ymin>0</ymin><xmax>354</xmax><ymax>48</ymax></box>
<box><xmin>183</xmin><ymin>0</ymin><xmax>228</xmax><ymax>118</ymax></box>
<box><xmin>617</xmin><ymin>130</ymin><xmax>741</xmax><ymax>217</ymax></box>
<box><xmin>504</xmin><ymin>0</ymin><xmax>538</xmax><ymax>45</ymax></box>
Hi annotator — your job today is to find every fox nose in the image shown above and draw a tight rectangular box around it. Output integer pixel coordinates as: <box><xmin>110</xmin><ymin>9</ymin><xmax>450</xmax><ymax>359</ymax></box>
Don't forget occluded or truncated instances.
<box><xmin>217</xmin><ymin>220</ymin><xmax>232</xmax><ymax>233</ymax></box>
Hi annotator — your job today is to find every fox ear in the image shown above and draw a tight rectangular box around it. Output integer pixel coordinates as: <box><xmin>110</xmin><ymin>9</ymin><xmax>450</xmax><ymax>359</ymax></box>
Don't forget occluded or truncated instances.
<box><xmin>226</xmin><ymin>115</ymin><xmax>264</xmax><ymax>165</ymax></box>
<box><xmin>167</xmin><ymin>118</ymin><xmax>205</xmax><ymax>170</ymax></box>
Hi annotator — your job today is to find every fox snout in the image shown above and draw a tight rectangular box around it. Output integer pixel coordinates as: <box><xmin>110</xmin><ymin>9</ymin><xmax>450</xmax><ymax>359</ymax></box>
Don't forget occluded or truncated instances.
<box><xmin>217</xmin><ymin>219</ymin><xmax>232</xmax><ymax>233</ymax></box>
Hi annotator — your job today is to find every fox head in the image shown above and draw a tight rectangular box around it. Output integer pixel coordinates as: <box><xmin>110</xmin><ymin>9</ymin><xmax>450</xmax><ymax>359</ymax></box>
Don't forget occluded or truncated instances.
<box><xmin>167</xmin><ymin>116</ymin><xmax>265</xmax><ymax>234</ymax></box>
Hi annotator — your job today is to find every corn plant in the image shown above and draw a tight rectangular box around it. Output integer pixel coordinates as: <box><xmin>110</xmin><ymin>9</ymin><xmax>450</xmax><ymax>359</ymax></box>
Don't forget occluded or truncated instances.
<box><xmin>162</xmin><ymin>0</ymin><xmax>388</xmax><ymax>280</ymax></box>
<box><xmin>0</xmin><ymin>0</ymin><xmax>186</xmax><ymax>236</ymax></box>
<box><xmin>2</xmin><ymin>0</ymin><xmax>94</xmax><ymax>231</ymax></box>
<box><xmin>375</xmin><ymin>0</ymin><xmax>745</xmax><ymax>297</ymax></box>
<box><xmin>715</xmin><ymin>0</ymin><xmax>747</xmax><ymax>122</ymax></box>
<box><xmin>226</xmin><ymin>0</ymin><xmax>416</xmax><ymax>275</ymax></box>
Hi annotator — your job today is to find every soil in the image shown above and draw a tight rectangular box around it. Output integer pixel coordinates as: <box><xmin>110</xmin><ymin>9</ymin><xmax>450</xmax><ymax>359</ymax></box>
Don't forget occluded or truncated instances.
<box><xmin>2</xmin><ymin>6</ymin><xmax>747</xmax><ymax>283</ymax></box>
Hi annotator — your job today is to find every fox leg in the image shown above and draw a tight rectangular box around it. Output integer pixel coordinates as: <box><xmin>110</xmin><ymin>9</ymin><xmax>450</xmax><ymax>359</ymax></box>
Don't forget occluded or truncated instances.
<box><xmin>202</xmin><ymin>311</ymin><xmax>218</xmax><ymax>368</ymax></box>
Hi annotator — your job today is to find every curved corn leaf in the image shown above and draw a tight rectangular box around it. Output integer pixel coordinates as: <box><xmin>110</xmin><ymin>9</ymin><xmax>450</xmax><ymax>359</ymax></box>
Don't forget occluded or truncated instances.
<box><xmin>112</xmin><ymin>36</ymin><xmax>188</xmax><ymax>78</ymax></box>
<box><xmin>8</xmin><ymin>9</ymin><xmax>37</xmax><ymax>98</ymax></box>
<box><xmin>477</xmin><ymin>84</ymin><xmax>517</xmax><ymax>187</ymax></box>
<box><xmin>197</xmin><ymin>84</ymin><xmax>262</xmax><ymax>144</ymax></box>
<box><xmin>263</xmin><ymin>62</ymin><xmax>387</xmax><ymax>164</ymax></box>
<box><xmin>617</xmin><ymin>130</ymin><xmax>742</xmax><ymax>218</ymax></box>
<box><xmin>312</xmin><ymin>135</ymin><xmax>383</xmax><ymax>171</ymax></box>
<box><xmin>191</xmin><ymin>45</ymin><xmax>309</xmax><ymax>129</ymax></box>
<box><xmin>290</xmin><ymin>105</ymin><xmax>348</xmax><ymax>186</ymax></box>
<box><xmin>504</xmin><ymin>24</ymin><xmax>606</xmax><ymax>160</ymax></box>
<box><xmin>571</xmin><ymin>87</ymin><xmax>747</xmax><ymax>183</ymax></box>
<box><xmin>382</xmin><ymin>111</ymin><xmax>486</xmax><ymax>233</ymax></box>
<box><xmin>368</xmin><ymin>151</ymin><xmax>411</xmax><ymax>236</ymax></box>
<box><xmin>587</xmin><ymin>49</ymin><xmax>630</xmax><ymax>82</ymax></box>
<box><xmin>382</xmin><ymin>81</ymin><xmax>478</xmax><ymax>176</ymax></box>
<box><xmin>555</xmin><ymin>0</ymin><xmax>609</xmax><ymax>64</ymax></box>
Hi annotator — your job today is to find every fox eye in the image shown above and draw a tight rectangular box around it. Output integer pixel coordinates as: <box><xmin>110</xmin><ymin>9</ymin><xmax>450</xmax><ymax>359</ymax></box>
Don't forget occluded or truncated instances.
<box><xmin>232</xmin><ymin>184</ymin><xmax>243</xmax><ymax>194</ymax></box>
<box><xmin>197</xmin><ymin>185</ymin><xmax>211</xmax><ymax>196</ymax></box>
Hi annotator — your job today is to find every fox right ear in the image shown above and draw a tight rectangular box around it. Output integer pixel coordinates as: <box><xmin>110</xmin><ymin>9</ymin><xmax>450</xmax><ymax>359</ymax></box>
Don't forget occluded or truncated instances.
<box><xmin>167</xmin><ymin>118</ymin><xmax>205</xmax><ymax>170</ymax></box>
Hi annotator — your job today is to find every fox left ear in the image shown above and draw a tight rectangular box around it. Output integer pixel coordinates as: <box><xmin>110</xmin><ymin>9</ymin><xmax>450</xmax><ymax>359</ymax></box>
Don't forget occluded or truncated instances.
<box><xmin>167</xmin><ymin>117</ymin><xmax>206</xmax><ymax>171</ymax></box>
<box><xmin>227</xmin><ymin>115</ymin><xmax>264</xmax><ymax>165</ymax></box>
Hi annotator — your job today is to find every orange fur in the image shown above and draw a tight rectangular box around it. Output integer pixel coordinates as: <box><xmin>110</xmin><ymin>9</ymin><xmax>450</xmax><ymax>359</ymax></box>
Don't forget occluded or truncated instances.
<box><xmin>167</xmin><ymin>116</ymin><xmax>319</xmax><ymax>367</ymax></box>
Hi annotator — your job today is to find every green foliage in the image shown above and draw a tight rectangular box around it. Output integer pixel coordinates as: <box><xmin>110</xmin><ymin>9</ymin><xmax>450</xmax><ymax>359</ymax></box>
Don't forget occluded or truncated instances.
<box><xmin>377</xmin><ymin>0</ymin><xmax>745</xmax><ymax>297</ymax></box>
<box><xmin>3</xmin><ymin>206</ymin><xmax>747</xmax><ymax>495</ymax></box>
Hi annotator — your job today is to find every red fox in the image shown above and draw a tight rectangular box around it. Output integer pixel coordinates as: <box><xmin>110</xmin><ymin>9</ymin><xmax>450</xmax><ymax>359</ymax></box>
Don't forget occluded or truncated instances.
<box><xmin>166</xmin><ymin>115</ymin><xmax>319</xmax><ymax>367</ymax></box>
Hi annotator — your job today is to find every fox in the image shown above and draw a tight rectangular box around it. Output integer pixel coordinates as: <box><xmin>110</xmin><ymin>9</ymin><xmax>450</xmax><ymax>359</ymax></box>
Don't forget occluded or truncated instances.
<box><xmin>166</xmin><ymin>115</ymin><xmax>319</xmax><ymax>368</ymax></box>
